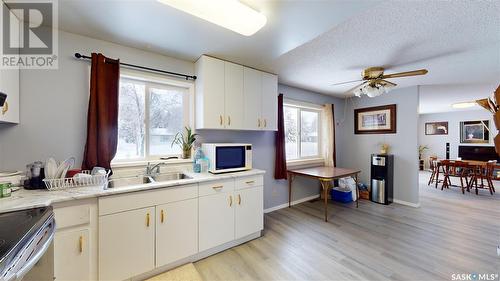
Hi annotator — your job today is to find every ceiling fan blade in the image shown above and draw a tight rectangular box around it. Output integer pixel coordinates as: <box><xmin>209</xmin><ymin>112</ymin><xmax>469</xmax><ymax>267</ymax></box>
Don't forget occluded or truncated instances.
<box><xmin>378</xmin><ymin>79</ymin><xmax>397</xmax><ymax>87</ymax></box>
<box><xmin>331</xmin><ymin>79</ymin><xmax>364</xmax><ymax>86</ymax></box>
<box><xmin>381</xmin><ymin>69</ymin><xmax>428</xmax><ymax>79</ymax></box>
<box><xmin>345</xmin><ymin>81</ymin><xmax>368</xmax><ymax>95</ymax></box>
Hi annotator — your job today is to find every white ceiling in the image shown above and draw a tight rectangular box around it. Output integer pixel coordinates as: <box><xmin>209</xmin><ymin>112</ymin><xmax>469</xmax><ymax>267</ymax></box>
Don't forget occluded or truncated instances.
<box><xmin>56</xmin><ymin>0</ymin><xmax>500</xmax><ymax>113</ymax></box>
<box><xmin>418</xmin><ymin>83</ymin><xmax>498</xmax><ymax>114</ymax></box>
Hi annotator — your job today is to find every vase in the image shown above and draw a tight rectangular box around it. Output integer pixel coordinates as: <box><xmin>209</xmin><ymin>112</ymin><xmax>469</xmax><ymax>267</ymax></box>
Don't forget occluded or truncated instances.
<box><xmin>182</xmin><ymin>149</ymin><xmax>191</xmax><ymax>159</ymax></box>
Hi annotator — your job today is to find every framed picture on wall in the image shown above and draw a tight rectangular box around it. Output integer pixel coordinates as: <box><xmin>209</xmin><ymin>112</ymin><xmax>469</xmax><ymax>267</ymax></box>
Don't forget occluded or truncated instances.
<box><xmin>425</xmin><ymin>122</ymin><xmax>448</xmax><ymax>135</ymax></box>
<box><xmin>354</xmin><ymin>104</ymin><xmax>396</xmax><ymax>134</ymax></box>
<box><xmin>460</xmin><ymin>120</ymin><xmax>489</xmax><ymax>143</ymax></box>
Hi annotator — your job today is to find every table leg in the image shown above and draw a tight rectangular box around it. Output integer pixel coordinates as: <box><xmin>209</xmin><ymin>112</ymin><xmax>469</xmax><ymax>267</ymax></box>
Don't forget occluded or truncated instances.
<box><xmin>355</xmin><ymin>173</ymin><xmax>359</xmax><ymax>208</ymax></box>
<box><xmin>320</xmin><ymin>180</ymin><xmax>329</xmax><ymax>222</ymax></box>
<box><xmin>288</xmin><ymin>173</ymin><xmax>294</xmax><ymax>208</ymax></box>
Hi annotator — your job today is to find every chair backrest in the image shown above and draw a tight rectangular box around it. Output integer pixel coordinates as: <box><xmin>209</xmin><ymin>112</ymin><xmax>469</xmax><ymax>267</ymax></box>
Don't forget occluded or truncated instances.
<box><xmin>429</xmin><ymin>156</ymin><xmax>437</xmax><ymax>170</ymax></box>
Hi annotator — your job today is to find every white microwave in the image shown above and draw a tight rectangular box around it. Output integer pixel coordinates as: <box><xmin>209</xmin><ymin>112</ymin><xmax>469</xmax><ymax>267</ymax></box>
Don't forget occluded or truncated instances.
<box><xmin>202</xmin><ymin>143</ymin><xmax>252</xmax><ymax>174</ymax></box>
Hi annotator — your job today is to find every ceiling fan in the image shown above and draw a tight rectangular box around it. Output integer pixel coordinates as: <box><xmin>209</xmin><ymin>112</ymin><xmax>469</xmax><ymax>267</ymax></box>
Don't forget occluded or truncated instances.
<box><xmin>332</xmin><ymin>67</ymin><xmax>428</xmax><ymax>98</ymax></box>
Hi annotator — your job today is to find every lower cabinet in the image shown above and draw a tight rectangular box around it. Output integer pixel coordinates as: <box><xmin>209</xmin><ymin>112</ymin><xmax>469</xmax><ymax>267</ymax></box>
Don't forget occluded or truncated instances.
<box><xmin>235</xmin><ymin>186</ymin><xmax>264</xmax><ymax>239</ymax></box>
<box><xmin>156</xmin><ymin>199</ymin><xmax>198</xmax><ymax>267</ymax></box>
<box><xmin>54</xmin><ymin>229</ymin><xmax>90</xmax><ymax>281</ymax></box>
<box><xmin>99</xmin><ymin>207</ymin><xmax>155</xmax><ymax>281</ymax></box>
<box><xmin>199</xmin><ymin>192</ymin><xmax>235</xmax><ymax>252</ymax></box>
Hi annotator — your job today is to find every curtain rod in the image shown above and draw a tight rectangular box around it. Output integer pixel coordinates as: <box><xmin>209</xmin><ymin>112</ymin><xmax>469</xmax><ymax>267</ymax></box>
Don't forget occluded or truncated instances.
<box><xmin>74</xmin><ymin>53</ymin><xmax>197</xmax><ymax>81</ymax></box>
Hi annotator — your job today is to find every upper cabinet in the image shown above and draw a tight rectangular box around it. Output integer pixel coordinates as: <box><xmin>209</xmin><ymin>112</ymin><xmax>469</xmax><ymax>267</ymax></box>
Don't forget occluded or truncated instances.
<box><xmin>0</xmin><ymin>3</ymin><xmax>20</xmax><ymax>124</ymax></box>
<box><xmin>195</xmin><ymin>55</ymin><xmax>277</xmax><ymax>131</ymax></box>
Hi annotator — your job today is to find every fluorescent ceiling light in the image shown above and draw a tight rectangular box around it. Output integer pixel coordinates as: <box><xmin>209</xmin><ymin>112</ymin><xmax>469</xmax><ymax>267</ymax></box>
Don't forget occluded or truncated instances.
<box><xmin>451</xmin><ymin>102</ymin><xmax>477</xmax><ymax>109</ymax></box>
<box><xmin>157</xmin><ymin>0</ymin><xmax>267</xmax><ymax>36</ymax></box>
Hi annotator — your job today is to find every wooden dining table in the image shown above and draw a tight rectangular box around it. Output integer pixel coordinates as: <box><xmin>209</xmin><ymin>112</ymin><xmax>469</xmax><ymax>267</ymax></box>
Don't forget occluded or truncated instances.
<box><xmin>287</xmin><ymin>167</ymin><xmax>361</xmax><ymax>222</ymax></box>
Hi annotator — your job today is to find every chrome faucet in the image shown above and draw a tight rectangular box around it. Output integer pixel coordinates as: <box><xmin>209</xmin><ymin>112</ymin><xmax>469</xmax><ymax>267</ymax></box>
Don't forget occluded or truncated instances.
<box><xmin>145</xmin><ymin>162</ymin><xmax>164</xmax><ymax>177</ymax></box>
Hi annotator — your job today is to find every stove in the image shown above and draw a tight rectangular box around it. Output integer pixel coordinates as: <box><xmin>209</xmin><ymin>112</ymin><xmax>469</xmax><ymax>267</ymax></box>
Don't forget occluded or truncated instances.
<box><xmin>0</xmin><ymin>207</ymin><xmax>55</xmax><ymax>281</ymax></box>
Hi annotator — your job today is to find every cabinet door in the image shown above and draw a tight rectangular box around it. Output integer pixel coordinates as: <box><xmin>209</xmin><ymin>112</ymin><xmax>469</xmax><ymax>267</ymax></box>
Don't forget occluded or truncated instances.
<box><xmin>54</xmin><ymin>229</ymin><xmax>90</xmax><ymax>281</ymax></box>
<box><xmin>261</xmin><ymin>73</ymin><xmax>278</xmax><ymax>131</ymax></box>
<box><xmin>156</xmin><ymin>199</ymin><xmax>198</xmax><ymax>267</ymax></box>
<box><xmin>224</xmin><ymin>62</ymin><xmax>244</xmax><ymax>129</ymax></box>
<box><xmin>235</xmin><ymin>186</ymin><xmax>264</xmax><ymax>239</ymax></box>
<box><xmin>99</xmin><ymin>207</ymin><xmax>155</xmax><ymax>280</ymax></box>
<box><xmin>243</xmin><ymin>67</ymin><xmax>262</xmax><ymax>130</ymax></box>
<box><xmin>199</xmin><ymin>192</ymin><xmax>235</xmax><ymax>251</ymax></box>
<box><xmin>0</xmin><ymin>3</ymin><xmax>20</xmax><ymax>124</ymax></box>
<box><xmin>195</xmin><ymin>56</ymin><xmax>225</xmax><ymax>129</ymax></box>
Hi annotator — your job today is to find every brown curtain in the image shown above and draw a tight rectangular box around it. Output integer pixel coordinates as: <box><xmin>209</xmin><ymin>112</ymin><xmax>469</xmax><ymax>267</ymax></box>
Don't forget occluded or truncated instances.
<box><xmin>82</xmin><ymin>53</ymin><xmax>120</xmax><ymax>171</ymax></box>
<box><xmin>274</xmin><ymin>93</ymin><xmax>287</xmax><ymax>179</ymax></box>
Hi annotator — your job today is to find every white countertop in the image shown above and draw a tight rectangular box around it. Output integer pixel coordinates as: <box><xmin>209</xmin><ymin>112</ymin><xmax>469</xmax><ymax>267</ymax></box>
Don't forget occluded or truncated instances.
<box><xmin>0</xmin><ymin>169</ymin><xmax>265</xmax><ymax>214</ymax></box>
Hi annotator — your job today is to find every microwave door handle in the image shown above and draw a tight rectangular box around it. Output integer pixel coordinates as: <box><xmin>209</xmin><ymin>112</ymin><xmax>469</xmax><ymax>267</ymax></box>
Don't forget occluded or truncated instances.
<box><xmin>14</xmin><ymin>219</ymin><xmax>56</xmax><ymax>281</ymax></box>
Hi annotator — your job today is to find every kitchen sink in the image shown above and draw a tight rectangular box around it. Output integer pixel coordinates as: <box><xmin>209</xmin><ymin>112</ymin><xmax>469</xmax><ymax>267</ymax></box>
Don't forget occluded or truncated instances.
<box><xmin>150</xmin><ymin>172</ymin><xmax>192</xmax><ymax>182</ymax></box>
<box><xmin>107</xmin><ymin>175</ymin><xmax>153</xmax><ymax>188</ymax></box>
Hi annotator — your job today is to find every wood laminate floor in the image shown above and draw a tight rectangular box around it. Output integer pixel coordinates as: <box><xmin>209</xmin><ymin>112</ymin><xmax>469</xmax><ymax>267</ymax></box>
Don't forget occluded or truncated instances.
<box><xmin>194</xmin><ymin>172</ymin><xmax>500</xmax><ymax>281</ymax></box>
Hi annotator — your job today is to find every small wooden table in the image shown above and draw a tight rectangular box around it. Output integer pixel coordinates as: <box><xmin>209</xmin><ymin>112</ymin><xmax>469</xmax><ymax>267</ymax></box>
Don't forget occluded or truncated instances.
<box><xmin>287</xmin><ymin>167</ymin><xmax>361</xmax><ymax>222</ymax></box>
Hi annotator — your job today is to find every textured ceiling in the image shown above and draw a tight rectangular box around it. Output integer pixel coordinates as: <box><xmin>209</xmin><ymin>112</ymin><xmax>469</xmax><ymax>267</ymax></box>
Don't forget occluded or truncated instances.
<box><xmin>274</xmin><ymin>0</ymin><xmax>500</xmax><ymax>97</ymax></box>
<box><xmin>57</xmin><ymin>0</ymin><xmax>378</xmax><ymax>71</ymax></box>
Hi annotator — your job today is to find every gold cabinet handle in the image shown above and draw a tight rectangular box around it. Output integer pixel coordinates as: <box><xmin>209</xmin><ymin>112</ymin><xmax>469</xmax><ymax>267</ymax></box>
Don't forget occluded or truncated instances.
<box><xmin>1</xmin><ymin>101</ymin><xmax>8</xmax><ymax>115</ymax></box>
<box><xmin>146</xmin><ymin>213</ymin><xmax>150</xmax><ymax>227</ymax></box>
<box><xmin>229</xmin><ymin>195</ymin><xmax>233</xmax><ymax>207</ymax></box>
<box><xmin>238</xmin><ymin>194</ymin><xmax>241</xmax><ymax>205</ymax></box>
<box><xmin>264</xmin><ymin>119</ymin><xmax>267</xmax><ymax>127</ymax></box>
<box><xmin>79</xmin><ymin>236</ymin><xmax>83</xmax><ymax>253</ymax></box>
<box><xmin>227</xmin><ymin>116</ymin><xmax>231</xmax><ymax>126</ymax></box>
<box><xmin>160</xmin><ymin>209</ymin><xmax>165</xmax><ymax>223</ymax></box>
<box><xmin>257</xmin><ymin>118</ymin><xmax>261</xmax><ymax>127</ymax></box>
<box><xmin>212</xmin><ymin>185</ymin><xmax>223</xmax><ymax>190</ymax></box>
<box><xmin>245</xmin><ymin>180</ymin><xmax>255</xmax><ymax>184</ymax></box>
<box><xmin>219</xmin><ymin>115</ymin><xmax>223</xmax><ymax>126</ymax></box>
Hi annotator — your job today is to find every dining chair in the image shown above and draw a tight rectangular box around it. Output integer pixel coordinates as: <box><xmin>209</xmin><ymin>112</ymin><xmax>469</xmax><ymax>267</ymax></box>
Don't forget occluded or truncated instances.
<box><xmin>469</xmin><ymin>161</ymin><xmax>496</xmax><ymax>195</ymax></box>
<box><xmin>441</xmin><ymin>160</ymin><xmax>470</xmax><ymax>194</ymax></box>
<box><xmin>428</xmin><ymin>158</ymin><xmax>444</xmax><ymax>187</ymax></box>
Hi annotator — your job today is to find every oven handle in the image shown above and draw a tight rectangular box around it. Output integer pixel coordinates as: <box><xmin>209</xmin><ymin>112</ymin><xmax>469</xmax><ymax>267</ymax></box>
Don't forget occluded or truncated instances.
<box><xmin>14</xmin><ymin>218</ymin><xmax>56</xmax><ymax>281</ymax></box>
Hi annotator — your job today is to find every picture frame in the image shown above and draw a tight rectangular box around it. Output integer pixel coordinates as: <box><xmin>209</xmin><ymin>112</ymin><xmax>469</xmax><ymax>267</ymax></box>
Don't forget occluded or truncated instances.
<box><xmin>354</xmin><ymin>104</ymin><xmax>396</xmax><ymax>134</ymax></box>
<box><xmin>460</xmin><ymin>120</ymin><xmax>489</xmax><ymax>143</ymax></box>
<box><xmin>425</xmin><ymin>122</ymin><xmax>448</xmax><ymax>135</ymax></box>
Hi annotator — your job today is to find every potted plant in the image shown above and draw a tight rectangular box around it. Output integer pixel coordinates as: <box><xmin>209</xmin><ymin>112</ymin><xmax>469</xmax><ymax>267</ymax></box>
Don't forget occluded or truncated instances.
<box><xmin>419</xmin><ymin>145</ymin><xmax>429</xmax><ymax>160</ymax></box>
<box><xmin>171</xmin><ymin>126</ymin><xmax>198</xmax><ymax>159</ymax></box>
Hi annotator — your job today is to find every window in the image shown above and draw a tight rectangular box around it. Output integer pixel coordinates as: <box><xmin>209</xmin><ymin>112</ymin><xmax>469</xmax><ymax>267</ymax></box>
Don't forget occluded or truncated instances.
<box><xmin>284</xmin><ymin>100</ymin><xmax>322</xmax><ymax>161</ymax></box>
<box><xmin>114</xmin><ymin>72</ymin><xmax>192</xmax><ymax>161</ymax></box>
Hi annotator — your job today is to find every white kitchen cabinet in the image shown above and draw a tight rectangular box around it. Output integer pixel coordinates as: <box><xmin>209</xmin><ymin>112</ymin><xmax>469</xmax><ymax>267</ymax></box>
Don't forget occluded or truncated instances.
<box><xmin>243</xmin><ymin>67</ymin><xmax>262</xmax><ymax>130</ymax></box>
<box><xmin>261</xmin><ymin>72</ymin><xmax>278</xmax><ymax>131</ymax></box>
<box><xmin>54</xmin><ymin>229</ymin><xmax>90</xmax><ymax>281</ymax></box>
<box><xmin>199</xmin><ymin>192</ymin><xmax>235</xmax><ymax>252</ymax></box>
<box><xmin>156</xmin><ymin>199</ymin><xmax>198</xmax><ymax>267</ymax></box>
<box><xmin>235</xmin><ymin>186</ymin><xmax>264</xmax><ymax>239</ymax></box>
<box><xmin>0</xmin><ymin>3</ymin><xmax>20</xmax><ymax>124</ymax></box>
<box><xmin>195</xmin><ymin>55</ymin><xmax>225</xmax><ymax>129</ymax></box>
<box><xmin>195</xmin><ymin>55</ymin><xmax>277</xmax><ymax>131</ymax></box>
<box><xmin>224</xmin><ymin>61</ymin><xmax>244</xmax><ymax>129</ymax></box>
<box><xmin>99</xmin><ymin>207</ymin><xmax>155</xmax><ymax>280</ymax></box>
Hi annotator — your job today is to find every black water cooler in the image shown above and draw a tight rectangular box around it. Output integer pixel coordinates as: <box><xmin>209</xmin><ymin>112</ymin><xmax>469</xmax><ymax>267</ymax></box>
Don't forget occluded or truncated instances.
<box><xmin>370</xmin><ymin>154</ymin><xmax>394</xmax><ymax>205</ymax></box>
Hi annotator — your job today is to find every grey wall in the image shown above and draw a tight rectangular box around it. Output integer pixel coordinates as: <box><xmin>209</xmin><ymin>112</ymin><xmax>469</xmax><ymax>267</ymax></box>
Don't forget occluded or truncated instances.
<box><xmin>0</xmin><ymin>30</ymin><xmax>344</xmax><ymax>210</ymax></box>
<box><xmin>418</xmin><ymin>110</ymin><xmax>496</xmax><ymax>162</ymax></box>
<box><xmin>198</xmin><ymin>84</ymin><xmax>344</xmax><ymax>210</ymax></box>
<box><xmin>336</xmin><ymin>86</ymin><xmax>420</xmax><ymax>205</ymax></box>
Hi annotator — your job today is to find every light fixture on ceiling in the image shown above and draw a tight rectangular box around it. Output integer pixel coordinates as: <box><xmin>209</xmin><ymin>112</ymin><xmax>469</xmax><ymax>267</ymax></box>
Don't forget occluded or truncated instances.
<box><xmin>157</xmin><ymin>0</ymin><xmax>267</xmax><ymax>36</ymax></box>
<box><xmin>451</xmin><ymin>102</ymin><xmax>477</xmax><ymax>109</ymax></box>
<box><xmin>354</xmin><ymin>82</ymin><xmax>395</xmax><ymax>98</ymax></box>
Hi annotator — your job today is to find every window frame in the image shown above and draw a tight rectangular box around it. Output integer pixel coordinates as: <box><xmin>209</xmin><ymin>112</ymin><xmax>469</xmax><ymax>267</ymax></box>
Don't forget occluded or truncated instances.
<box><xmin>283</xmin><ymin>98</ymin><xmax>324</xmax><ymax>166</ymax></box>
<box><xmin>112</xmin><ymin>68</ymin><xmax>195</xmax><ymax>163</ymax></box>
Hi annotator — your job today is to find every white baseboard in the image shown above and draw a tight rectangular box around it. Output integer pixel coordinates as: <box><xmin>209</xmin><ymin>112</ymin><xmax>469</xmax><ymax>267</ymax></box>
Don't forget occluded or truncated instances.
<box><xmin>264</xmin><ymin>194</ymin><xmax>320</xmax><ymax>213</ymax></box>
<box><xmin>393</xmin><ymin>199</ymin><xmax>420</xmax><ymax>208</ymax></box>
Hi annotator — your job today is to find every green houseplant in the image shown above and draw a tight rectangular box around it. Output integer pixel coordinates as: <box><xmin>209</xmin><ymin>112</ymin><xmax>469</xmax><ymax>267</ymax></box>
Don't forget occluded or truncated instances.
<box><xmin>419</xmin><ymin>145</ymin><xmax>429</xmax><ymax>160</ymax></box>
<box><xmin>171</xmin><ymin>126</ymin><xmax>198</xmax><ymax>159</ymax></box>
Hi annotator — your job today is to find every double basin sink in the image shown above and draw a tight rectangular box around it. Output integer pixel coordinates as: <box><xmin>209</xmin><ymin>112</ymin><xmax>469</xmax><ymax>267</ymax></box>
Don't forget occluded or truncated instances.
<box><xmin>107</xmin><ymin>172</ymin><xmax>192</xmax><ymax>189</ymax></box>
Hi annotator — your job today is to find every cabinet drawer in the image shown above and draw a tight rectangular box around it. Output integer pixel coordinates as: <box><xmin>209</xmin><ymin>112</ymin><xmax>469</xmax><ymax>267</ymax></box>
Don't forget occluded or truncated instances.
<box><xmin>199</xmin><ymin>179</ymin><xmax>234</xmax><ymax>197</ymax></box>
<box><xmin>99</xmin><ymin>184</ymin><xmax>198</xmax><ymax>216</ymax></box>
<box><xmin>235</xmin><ymin>175</ymin><xmax>263</xmax><ymax>190</ymax></box>
<box><xmin>54</xmin><ymin>204</ymin><xmax>90</xmax><ymax>229</ymax></box>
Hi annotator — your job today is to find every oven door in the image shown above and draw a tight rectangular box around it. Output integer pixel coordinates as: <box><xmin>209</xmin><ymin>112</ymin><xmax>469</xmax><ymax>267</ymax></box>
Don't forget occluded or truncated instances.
<box><xmin>213</xmin><ymin>146</ymin><xmax>247</xmax><ymax>173</ymax></box>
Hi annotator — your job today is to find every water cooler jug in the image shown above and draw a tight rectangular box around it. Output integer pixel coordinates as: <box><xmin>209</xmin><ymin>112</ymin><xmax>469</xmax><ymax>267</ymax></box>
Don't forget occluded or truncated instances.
<box><xmin>370</xmin><ymin>154</ymin><xmax>394</xmax><ymax>205</ymax></box>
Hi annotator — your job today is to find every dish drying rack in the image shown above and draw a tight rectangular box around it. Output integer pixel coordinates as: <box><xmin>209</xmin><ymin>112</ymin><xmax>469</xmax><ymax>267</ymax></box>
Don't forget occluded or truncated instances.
<box><xmin>43</xmin><ymin>170</ymin><xmax>109</xmax><ymax>191</ymax></box>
